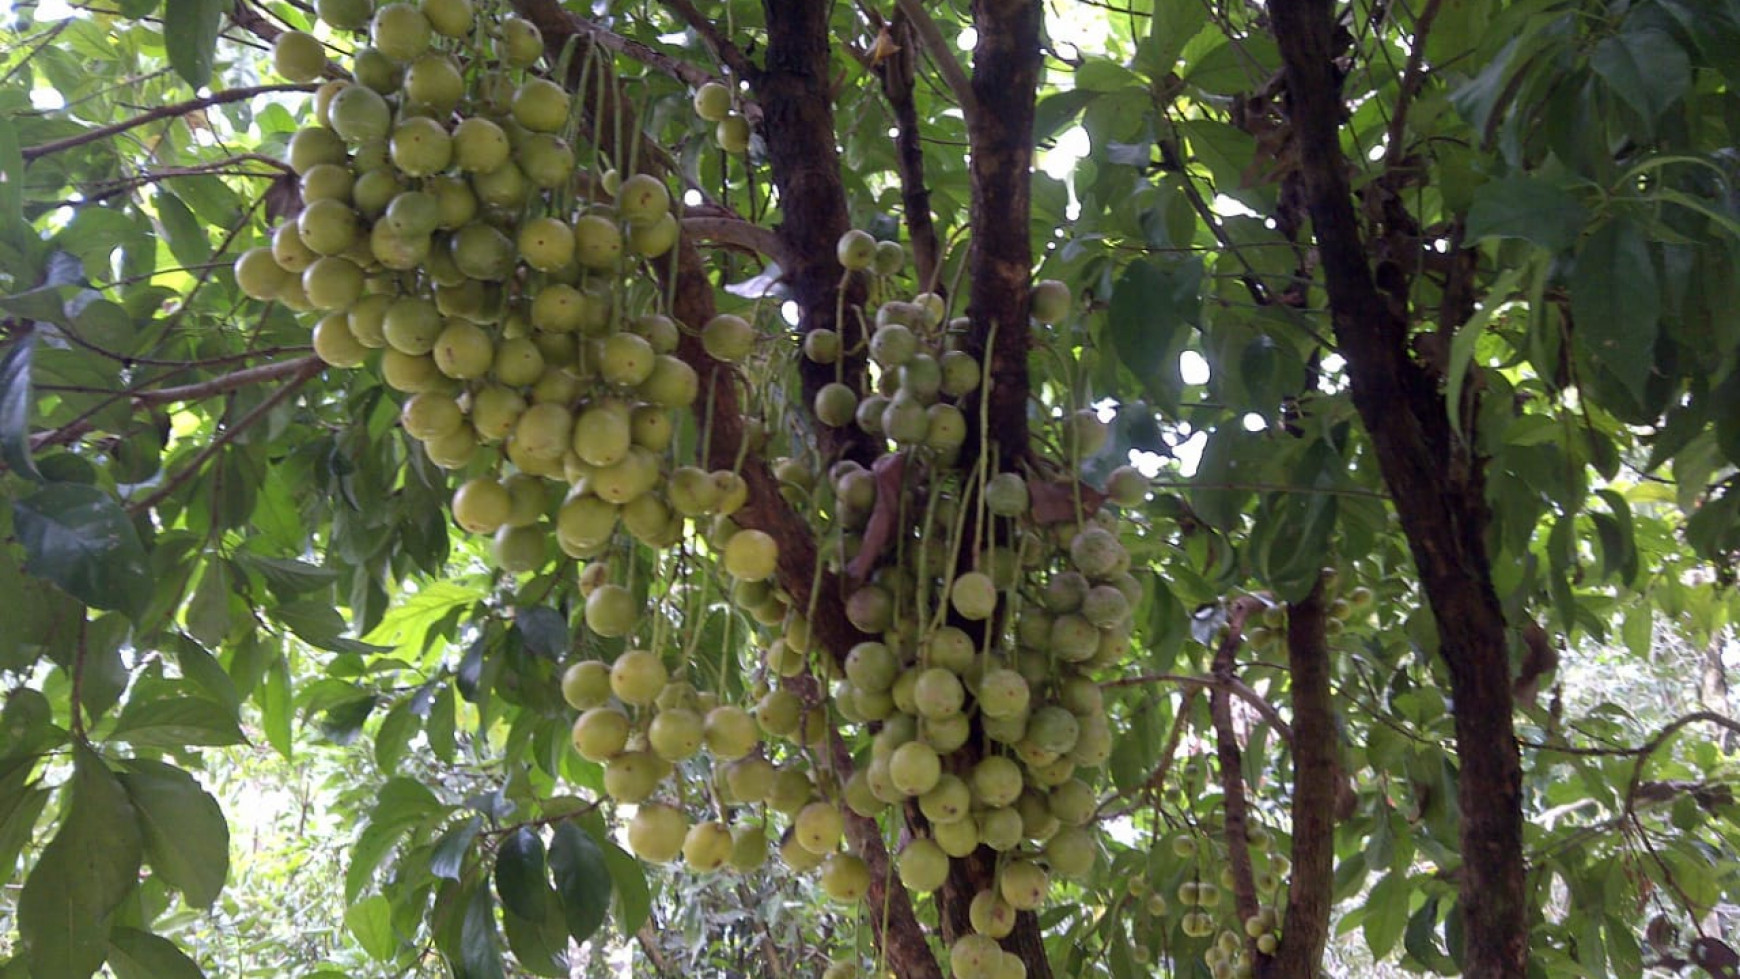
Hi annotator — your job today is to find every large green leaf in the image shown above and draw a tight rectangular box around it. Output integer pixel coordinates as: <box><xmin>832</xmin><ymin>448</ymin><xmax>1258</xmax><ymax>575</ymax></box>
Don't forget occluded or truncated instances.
<box><xmin>0</xmin><ymin>769</ymin><xmax>50</xmax><ymax>883</ymax></box>
<box><xmin>1105</xmin><ymin>256</ymin><xmax>1202</xmax><ymax>414</ymax></box>
<box><xmin>1590</xmin><ymin>29</ymin><xmax>1691</xmax><ymax>127</ymax></box>
<box><xmin>0</xmin><ymin>333</ymin><xmax>40</xmax><ymax>481</ymax></box>
<box><xmin>107</xmin><ymin>927</ymin><xmax>206</xmax><ymax>979</ymax></box>
<box><xmin>18</xmin><ymin>745</ymin><xmax>143</xmax><ymax>979</ymax></box>
<box><xmin>1465</xmin><ymin>175</ymin><xmax>1588</xmax><ymax>253</ymax></box>
<box><xmin>13</xmin><ymin>482</ymin><xmax>152</xmax><ymax>621</ymax></box>
<box><xmin>548</xmin><ymin>820</ymin><xmax>611</xmax><ymax>946</ymax></box>
<box><xmin>118</xmin><ymin>758</ymin><xmax>230</xmax><ymax>908</ymax></box>
<box><xmin>456</xmin><ymin>882</ymin><xmax>506</xmax><ymax>979</ymax></box>
<box><xmin>111</xmin><ymin>694</ymin><xmax>246</xmax><ymax>747</ymax></box>
<box><xmin>1570</xmin><ymin>217</ymin><xmax>1659</xmax><ymax>405</ymax></box>
<box><xmin>163</xmin><ymin>0</ymin><xmax>225</xmax><ymax>88</ymax></box>
<box><xmin>494</xmin><ymin>826</ymin><xmax>549</xmax><ymax>923</ymax></box>
<box><xmin>344</xmin><ymin>894</ymin><xmax>398</xmax><ymax>961</ymax></box>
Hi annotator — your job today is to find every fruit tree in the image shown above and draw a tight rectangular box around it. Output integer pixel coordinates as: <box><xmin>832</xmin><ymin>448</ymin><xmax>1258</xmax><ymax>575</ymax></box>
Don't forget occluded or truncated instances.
<box><xmin>2</xmin><ymin>0</ymin><xmax>1739</xmax><ymax>978</ymax></box>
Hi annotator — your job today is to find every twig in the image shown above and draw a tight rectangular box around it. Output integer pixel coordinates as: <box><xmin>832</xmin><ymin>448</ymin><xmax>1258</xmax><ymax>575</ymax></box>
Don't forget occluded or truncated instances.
<box><xmin>134</xmin><ymin>355</ymin><xmax>324</xmax><ymax>406</ymax></box>
<box><xmin>658</xmin><ymin>0</ymin><xmax>758</xmax><ymax>81</ymax></box>
<box><xmin>1623</xmin><ymin>711</ymin><xmax>1740</xmax><ymax>815</ymax></box>
<box><xmin>1101</xmin><ymin>671</ymin><xmax>1294</xmax><ymax>744</ymax></box>
<box><xmin>22</xmin><ymin>84</ymin><xmax>316</xmax><ymax>162</ymax></box>
<box><xmin>569</xmin><ymin>16</ymin><xmax>716</xmax><ymax>88</ymax></box>
<box><xmin>877</xmin><ymin>12</ymin><xmax>942</xmax><ymax>288</ymax></box>
<box><xmin>1208</xmin><ymin>595</ymin><xmax>1266</xmax><ymax>932</ymax></box>
<box><xmin>127</xmin><ymin>357</ymin><xmax>323</xmax><ymax>514</ymax></box>
<box><xmin>1383</xmin><ymin>0</ymin><xmax>1446</xmax><ymax>159</ymax></box>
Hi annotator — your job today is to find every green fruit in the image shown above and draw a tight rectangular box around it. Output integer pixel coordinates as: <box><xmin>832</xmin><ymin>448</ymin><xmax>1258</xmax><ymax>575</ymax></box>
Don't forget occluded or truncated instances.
<box><xmin>701</xmin><ymin>313</ymin><xmax>755</xmax><ymax>362</ymax></box>
<box><xmin>804</xmin><ymin>329</ymin><xmax>841</xmax><ymax>364</ymax></box>
<box><xmin>400</xmin><ymin>390</ymin><xmax>463</xmax><ymax>440</ymax></box>
<box><xmin>587</xmin><ymin>585</ymin><xmax>640</xmax><ymax>638</ymax></box>
<box><xmin>312</xmin><ymin>312</ymin><xmax>367</xmax><ymax>367</ymax></box>
<box><xmin>813</xmin><ymin>382</ymin><xmax>857</xmax><ymax>427</ymax></box>
<box><xmin>1045</xmin><ymin>825</ymin><xmax>1097</xmax><ymax>879</ymax></box>
<box><xmin>627</xmin><ymin>211</ymin><xmax>679</xmax><ymax>257</ymax></box>
<box><xmin>1030</xmin><ymin>279</ymin><xmax>1071</xmax><ymax>324</ymax></box>
<box><xmin>837</xmin><ymin>229</ymin><xmax>876</xmax><ymax>270</ymax></box>
<box><xmin>755</xmin><ymin>689</ymin><xmax>802</xmax><ymax>737</ymax></box>
<box><xmin>451</xmin><ymin>222</ymin><xmax>514</xmax><ymax>280</ymax></box>
<box><xmin>516</xmin><ymin>215</ymin><xmax>574</xmax><ymax>271</ymax></box>
<box><xmin>1070</xmin><ymin>526</ymin><xmax>1125</xmax><ymax>578</ymax></box>
<box><xmin>599</xmin><ymin>333</ymin><xmax>655</xmax><ymax>387</ymax></box>
<box><xmin>889</xmin><ymin>741</ymin><xmax>941</xmax><ymax>796</ymax></box>
<box><xmin>898</xmin><ymin>838</ymin><xmax>949</xmax><ymax>892</ymax></box>
<box><xmin>918</xmin><ymin>774</ymin><xmax>971</xmax><ymax>823</ymax></box>
<box><xmin>471</xmin><ymin>160</ymin><xmax>529</xmax><ymax>209</ymax></box>
<box><xmin>682</xmin><ymin>820</ymin><xmax>732</xmax><ymax>872</ymax></box>
<box><xmin>780</xmin><ymin>832</ymin><xmax>824</xmax><ymax>872</ymax></box>
<box><xmin>1027</xmin><ymin>705</ymin><xmax>1081</xmax><ymax>754</ymax></box>
<box><xmin>572</xmin><ymin>401</ymin><xmax>632</xmax><ymax>467</ymax></box>
<box><xmin>350</xmin><ymin>47</ymin><xmax>402</xmax><ymax>95</ymax></box>
<box><xmin>297</xmin><ymin>198</ymin><xmax>359</xmax><ymax>256</ymax></box>
<box><xmin>432</xmin><ymin>320</ymin><xmax>493</xmax><ymax>379</ymax></box>
<box><xmin>978</xmin><ymin>806</ymin><xmax>1023</xmax><ymax>851</ymax></box>
<box><xmin>913</xmin><ymin>667</ymin><xmax>964</xmax><ymax>719</ymax></box>
<box><xmin>403</xmin><ymin>54</ymin><xmax>463</xmax><ymax>115</ymax></box>
<box><xmin>972</xmin><ymin>755</ymin><xmax>1023</xmax><ymax>807</ymax></box>
<box><xmin>389</xmin><ymin>116</ymin><xmax>452</xmax><ymax>176</ymax></box>
<box><xmin>379</xmin><ymin>349</ymin><xmax>441</xmax><ymax>391</ymax></box>
<box><xmin>451</xmin><ymin>476</ymin><xmax>511</xmax><ymax>534</ymax></box>
<box><xmin>627</xmin><ymin>803</ymin><xmax>686</xmax><ymax>863</ymax></box>
<box><xmin>703</xmin><ymin>705</ymin><xmax>758</xmax><ymax>759</ymax></box>
<box><xmin>638</xmin><ymin>354</ymin><xmax>699</xmax><ymax>407</ymax></box>
<box><xmin>977</xmin><ymin>669</ymin><xmax>1030</xmax><ymax>719</ymax></box>
<box><xmin>692</xmin><ymin>81</ymin><xmax>732</xmax><ymax>122</ymax></box>
<box><xmin>572</xmin><ymin>214</ymin><xmax>622</xmax><ymax>269</ymax></box>
<box><xmin>729</xmin><ymin>823</ymin><xmax>768</xmax><ymax>871</ymax></box>
<box><xmin>716</xmin><ymin>114</ymin><xmax>751</xmax><ymax>153</ymax></box>
<box><xmin>371</xmin><ymin>2</ymin><xmax>431</xmax><ymax>62</ymax></box>
<box><xmin>382</xmin><ymin>296</ymin><xmax>441</xmax><ymax>355</ymax></box>
<box><xmin>819</xmin><ymin>853</ymin><xmax>870</xmax><ymax>903</ymax></box>
<box><xmin>512</xmin><ymin>78</ymin><xmax>570</xmax><ymax>132</ymax></box>
<box><xmin>950</xmin><ymin>934</ymin><xmax>1000</xmax><ymax>979</ymax></box>
<box><xmin>571</xmin><ymin>707</ymin><xmax>630</xmax><ymax>761</ymax></box>
<box><xmin>420</xmin><ymin>0</ymin><xmax>472</xmax><ymax>36</ymax></box>
<box><xmin>726</xmin><ymin>756</ymin><xmax>776</xmax><ymax>802</ymax></box>
<box><xmin>517</xmin><ymin>133</ymin><xmax>576</xmax><ymax>188</ymax></box>
<box><xmin>949</xmin><ymin>571</ymin><xmax>998</xmax><ymax>620</ymax></box>
<box><xmin>233</xmin><ymin>247</ymin><xmax>288</xmax><ymax>300</ymax></box>
<box><xmin>794</xmin><ymin>802</ymin><xmax>844</xmax><ymax>854</ymax></box>
<box><xmin>609</xmin><ymin>647</ymin><xmax>664</xmax><ymax>705</ymax></box>
<box><xmin>999</xmin><ymin>859</ymin><xmax>1048</xmax><ymax>910</ymax></box>
<box><xmin>616</xmin><ymin>173</ymin><xmax>670</xmax><ymax>226</ymax></box>
<box><xmin>561</xmin><ymin>660</ymin><xmax>611</xmax><ymax>710</ymax></box>
<box><xmin>649</xmin><ymin>707</ymin><xmax>703</xmax><ymax>760</ymax></box>
<box><xmin>273</xmin><ymin>31</ymin><xmax>326</xmax><ymax>82</ymax></box>
<box><xmin>316</xmin><ymin>0</ymin><xmax>372</xmax><ymax>30</ymax></box>
<box><xmin>969</xmin><ymin>889</ymin><xmax>1016</xmax><ymax>939</ymax></box>
<box><xmin>723</xmin><ymin>529</ymin><xmax>778</xmax><ymax>582</ymax></box>
<box><xmin>497</xmin><ymin>16</ymin><xmax>544</xmax><ymax>68</ymax></box>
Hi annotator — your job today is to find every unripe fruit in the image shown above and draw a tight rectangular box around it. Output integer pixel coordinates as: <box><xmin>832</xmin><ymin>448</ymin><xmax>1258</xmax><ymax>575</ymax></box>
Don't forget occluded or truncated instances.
<box><xmin>898</xmin><ymin>838</ymin><xmax>949</xmax><ymax>892</ymax></box>
<box><xmin>984</xmin><ymin>472</ymin><xmax>1030</xmax><ymax>517</ymax></box>
<box><xmin>571</xmin><ymin>707</ymin><xmax>629</xmax><ymax>761</ymax></box>
<box><xmin>814</xmin><ymin>382</ymin><xmax>858</xmax><ymax>427</ymax></box>
<box><xmin>648</xmin><ymin>707</ymin><xmax>703</xmax><ymax>760</ymax></box>
<box><xmin>969</xmin><ymin>890</ymin><xmax>1016</xmax><ymax>939</ymax></box>
<box><xmin>609</xmin><ymin>648</ymin><xmax>665</xmax><ymax>705</ymax></box>
<box><xmin>794</xmin><ymin>802</ymin><xmax>844</xmax><ymax>854</ymax></box>
<box><xmin>682</xmin><ymin>820</ymin><xmax>732</xmax><ymax>873</ymax></box>
<box><xmin>889</xmin><ymin>741</ymin><xmax>941</xmax><ymax>796</ymax></box>
<box><xmin>1030</xmin><ymin>279</ymin><xmax>1071</xmax><ymax>324</ymax></box>
<box><xmin>702</xmin><ymin>313</ymin><xmax>755</xmax><ymax>362</ymax></box>
<box><xmin>703</xmin><ymin>705</ymin><xmax>758</xmax><ymax>758</ymax></box>
<box><xmin>627</xmin><ymin>803</ymin><xmax>686</xmax><ymax>863</ymax></box>
<box><xmin>725</xmin><ymin>756</ymin><xmax>776</xmax><ymax>802</ymax></box>
<box><xmin>497</xmin><ymin>16</ymin><xmax>544</xmax><ymax>67</ymax></box>
<box><xmin>999</xmin><ymin>859</ymin><xmax>1048</xmax><ymax>910</ymax></box>
<box><xmin>561</xmin><ymin>660</ymin><xmax>611</xmax><ymax>710</ymax></box>
<box><xmin>273</xmin><ymin>31</ymin><xmax>326</xmax><ymax>82</ymax></box>
<box><xmin>950</xmin><ymin>934</ymin><xmax>1001</xmax><ymax>979</ymax></box>
<box><xmin>950</xmin><ymin>571</ymin><xmax>998</xmax><ymax>620</ymax></box>
<box><xmin>585</xmin><ymin>583</ymin><xmax>639</xmax><ymax>638</ymax></box>
<box><xmin>602</xmin><ymin>755</ymin><xmax>661</xmax><ymax>802</ymax></box>
<box><xmin>933</xmin><ymin>814</ymin><xmax>980</xmax><ymax>858</ymax></box>
<box><xmin>837</xmin><ymin>229</ymin><xmax>877</xmax><ymax>270</ymax></box>
<box><xmin>918</xmin><ymin>774</ymin><xmax>971</xmax><ymax>824</ymax></box>
<box><xmin>723</xmin><ymin>529</ymin><xmax>778</xmax><ymax>581</ymax></box>
<box><xmin>452</xmin><ymin>477</ymin><xmax>511</xmax><ymax>534</ymax></box>
<box><xmin>716</xmin><ymin>114</ymin><xmax>751</xmax><ymax>153</ymax></box>
<box><xmin>972</xmin><ymin>755</ymin><xmax>1023</xmax><ymax>807</ymax></box>
<box><xmin>692</xmin><ymin>81</ymin><xmax>732</xmax><ymax>122</ymax></box>
<box><xmin>512</xmin><ymin>78</ymin><xmax>570</xmax><ymax>132</ymax></box>
<box><xmin>1044</xmin><ymin>825</ymin><xmax>1097</xmax><ymax>880</ymax></box>
<box><xmin>913</xmin><ymin>667</ymin><xmax>965</xmax><ymax>719</ymax></box>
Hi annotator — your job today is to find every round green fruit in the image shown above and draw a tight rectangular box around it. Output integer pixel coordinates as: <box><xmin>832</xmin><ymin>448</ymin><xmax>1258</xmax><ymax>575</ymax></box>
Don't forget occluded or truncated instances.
<box><xmin>586</xmin><ymin>584</ymin><xmax>639</xmax><ymax>639</ymax></box>
<box><xmin>451</xmin><ymin>476</ymin><xmax>511</xmax><ymax>534</ymax></box>
<box><xmin>570</xmin><ymin>707</ymin><xmax>629</xmax><ymax>761</ymax></box>
<box><xmin>560</xmin><ymin>660</ymin><xmax>611</xmax><ymax>710</ymax></box>
<box><xmin>819</xmin><ymin>853</ymin><xmax>870</xmax><ymax>903</ymax></box>
<box><xmin>716</xmin><ymin>114</ymin><xmax>751</xmax><ymax>153</ymax></box>
<box><xmin>682</xmin><ymin>820</ymin><xmax>732</xmax><ymax>872</ymax></box>
<box><xmin>273</xmin><ymin>31</ymin><xmax>326</xmax><ymax>82</ymax></box>
<box><xmin>648</xmin><ymin>707</ymin><xmax>704</xmax><ymax>760</ymax></box>
<box><xmin>897</xmin><ymin>838</ymin><xmax>949</xmax><ymax>892</ymax></box>
<box><xmin>370</xmin><ymin>2</ymin><xmax>431</xmax><ymax>62</ymax></box>
<box><xmin>627</xmin><ymin>803</ymin><xmax>686</xmax><ymax>864</ymax></box>
<box><xmin>723</xmin><ymin>529</ymin><xmax>778</xmax><ymax>582</ymax></box>
<box><xmin>692</xmin><ymin>81</ymin><xmax>732</xmax><ymax>122</ymax></box>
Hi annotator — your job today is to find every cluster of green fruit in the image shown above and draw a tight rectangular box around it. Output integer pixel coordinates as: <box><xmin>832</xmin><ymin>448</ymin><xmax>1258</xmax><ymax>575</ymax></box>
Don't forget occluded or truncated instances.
<box><xmin>788</xmin><ymin>234</ymin><xmax>1159</xmax><ymax>978</ymax></box>
<box><xmin>690</xmin><ymin>79</ymin><xmax>752</xmax><ymax>154</ymax></box>
<box><xmin>1136</xmin><ymin>832</ymin><xmax>1288</xmax><ymax>978</ymax></box>
<box><xmin>237</xmin><ymin>0</ymin><xmax>774</xmax><ymax>584</ymax></box>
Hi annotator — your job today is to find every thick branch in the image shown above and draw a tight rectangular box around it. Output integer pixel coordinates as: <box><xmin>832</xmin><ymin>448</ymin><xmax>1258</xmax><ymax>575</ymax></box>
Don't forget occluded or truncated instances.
<box><xmin>1268</xmin><ymin>3</ymin><xmax>1527</xmax><ymax>975</ymax></box>
<box><xmin>1266</xmin><ymin>587</ymin><xmax>1336</xmax><ymax>979</ymax></box>
<box><xmin>568</xmin><ymin>16</ymin><xmax>716</xmax><ymax>88</ymax></box>
<box><xmin>877</xmin><ymin>13</ymin><xmax>942</xmax><ymax>289</ymax></box>
<box><xmin>755</xmin><ymin>0</ymin><xmax>879</xmax><ymax>464</ymax></box>
<box><xmin>681</xmin><ymin>214</ymin><xmax>788</xmax><ymax>265</ymax></box>
<box><xmin>1209</xmin><ymin>597</ymin><xmax>1265</xmax><ymax>937</ymax></box>
<box><xmin>962</xmin><ymin>0</ymin><xmax>1042</xmax><ymax>465</ymax></box>
<box><xmin>893</xmin><ymin>0</ymin><xmax>978</xmax><ymax>118</ymax></box>
<box><xmin>22</xmin><ymin>84</ymin><xmax>315</xmax><ymax>162</ymax></box>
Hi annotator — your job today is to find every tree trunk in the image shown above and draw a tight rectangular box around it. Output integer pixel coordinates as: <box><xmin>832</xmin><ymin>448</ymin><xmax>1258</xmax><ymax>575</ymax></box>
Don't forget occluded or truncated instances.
<box><xmin>1267</xmin><ymin>2</ymin><xmax>1529</xmax><ymax>975</ymax></box>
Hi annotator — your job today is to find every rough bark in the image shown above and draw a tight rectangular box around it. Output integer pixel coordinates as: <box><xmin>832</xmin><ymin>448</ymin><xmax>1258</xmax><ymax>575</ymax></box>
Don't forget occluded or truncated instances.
<box><xmin>1265</xmin><ymin>586</ymin><xmax>1335</xmax><ymax>979</ymax></box>
<box><xmin>756</xmin><ymin>0</ymin><xmax>878</xmax><ymax>465</ymax></box>
<box><xmin>962</xmin><ymin>0</ymin><xmax>1042</xmax><ymax>466</ymax></box>
<box><xmin>1267</xmin><ymin>2</ymin><xmax>1528</xmax><ymax>975</ymax></box>
<box><xmin>876</xmin><ymin>12</ymin><xmax>942</xmax><ymax>289</ymax></box>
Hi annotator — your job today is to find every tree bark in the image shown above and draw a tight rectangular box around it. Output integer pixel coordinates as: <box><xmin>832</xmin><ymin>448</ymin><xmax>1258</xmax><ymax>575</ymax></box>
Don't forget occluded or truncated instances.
<box><xmin>1267</xmin><ymin>2</ymin><xmax>1529</xmax><ymax>975</ymax></box>
<box><xmin>1265</xmin><ymin>586</ymin><xmax>1335</xmax><ymax>979</ymax></box>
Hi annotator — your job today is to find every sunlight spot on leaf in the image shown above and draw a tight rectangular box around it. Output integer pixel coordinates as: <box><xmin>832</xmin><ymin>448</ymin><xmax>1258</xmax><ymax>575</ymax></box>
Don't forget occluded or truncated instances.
<box><xmin>1242</xmin><ymin>412</ymin><xmax>1267</xmax><ymax>432</ymax></box>
<box><xmin>957</xmin><ymin>27</ymin><xmax>976</xmax><ymax>50</ymax></box>
<box><xmin>1179</xmin><ymin>350</ymin><xmax>1210</xmax><ymax>386</ymax></box>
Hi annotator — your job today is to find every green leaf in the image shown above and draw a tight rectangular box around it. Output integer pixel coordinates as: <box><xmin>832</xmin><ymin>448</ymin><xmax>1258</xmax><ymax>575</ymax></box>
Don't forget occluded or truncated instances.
<box><xmin>112</xmin><ymin>694</ymin><xmax>246</xmax><ymax>747</ymax></box>
<box><xmin>1465</xmin><ymin>176</ymin><xmax>1588</xmax><ymax>253</ymax></box>
<box><xmin>598</xmin><ymin>835</ymin><xmax>650</xmax><ymax>937</ymax></box>
<box><xmin>513</xmin><ymin>606</ymin><xmax>567</xmax><ymax>659</ymax></box>
<box><xmin>1446</xmin><ymin>265</ymin><xmax>1526</xmax><ymax>433</ymax></box>
<box><xmin>163</xmin><ymin>0</ymin><xmax>225</xmax><ymax>88</ymax></box>
<box><xmin>1591</xmin><ymin>29</ymin><xmax>1691</xmax><ymax>127</ymax></box>
<box><xmin>373</xmin><ymin>698</ymin><xmax>421</xmax><ymax>772</ymax></box>
<box><xmin>107</xmin><ymin>927</ymin><xmax>206</xmax><ymax>979</ymax></box>
<box><xmin>1105</xmin><ymin>256</ymin><xmax>1203</xmax><ymax>414</ymax></box>
<box><xmin>345</xmin><ymin>894</ymin><xmax>398</xmax><ymax>961</ymax></box>
<box><xmin>118</xmin><ymin>758</ymin><xmax>230</xmax><ymax>908</ymax></box>
<box><xmin>0</xmin><ymin>770</ymin><xmax>50</xmax><ymax>884</ymax></box>
<box><xmin>548</xmin><ymin>821</ymin><xmax>611</xmax><ymax>945</ymax></box>
<box><xmin>185</xmin><ymin>559</ymin><xmax>231</xmax><ymax>649</ymax></box>
<box><xmin>1571</xmin><ymin>217</ymin><xmax>1659</xmax><ymax>405</ymax></box>
<box><xmin>456</xmin><ymin>882</ymin><xmax>506</xmax><ymax>979</ymax></box>
<box><xmin>18</xmin><ymin>744</ymin><xmax>143</xmax><ymax>979</ymax></box>
<box><xmin>154</xmin><ymin>192</ymin><xmax>212</xmax><ymax>268</ymax></box>
<box><xmin>14</xmin><ymin>482</ymin><xmax>152</xmax><ymax>622</ymax></box>
<box><xmin>1363</xmin><ymin>871</ymin><xmax>1410</xmax><ymax>961</ymax></box>
<box><xmin>1184</xmin><ymin>35</ymin><xmax>1281</xmax><ymax>95</ymax></box>
<box><xmin>430</xmin><ymin>815</ymin><xmax>482</xmax><ymax>880</ymax></box>
<box><xmin>0</xmin><ymin>333</ymin><xmax>41</xmax><ymax>481</ymax></box>
<box><xmin>260</xmin><ymin>648</ymin><xmax>293</xmax><ymax>758</ymax></box>
<box><xmin>494</xmin><ymin>826</ymin><xmax>549</xmax><ymax>923</ymax></box>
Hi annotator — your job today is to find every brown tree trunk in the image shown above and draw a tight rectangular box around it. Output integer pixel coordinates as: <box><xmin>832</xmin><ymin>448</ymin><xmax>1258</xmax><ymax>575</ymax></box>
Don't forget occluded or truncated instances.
<box><xmin>1267</xmin><ymin>2</ymin><xmax>1529</xmax><ymax>975</ymax></box>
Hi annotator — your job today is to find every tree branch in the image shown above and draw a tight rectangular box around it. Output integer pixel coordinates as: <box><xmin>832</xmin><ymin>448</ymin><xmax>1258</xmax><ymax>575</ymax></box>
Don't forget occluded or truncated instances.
<box><xmin>681</xmin><ymin>214</ymin><xmax>788</xmax><ymax>265</ymax></box>
<box><xmin>1267</xmin><ymin>585</ymin><xmax>1336</xmax><ymax>979</ymax></box>
<box><xmin>893</xmin><ymin>0</ymin><xmax>977</xmax><ymax>119</ymax></box>
<box><xmin>127</xmin><ymin>357</ymin><xmax>323</xmax><ymax>514</ymax></box>
<box><xmin>658</xmin><ymin>0</ymin><xmax>759</xmax><ymax>82</ymax></box>
<box><xmin>876</xmin><ymin>12</ymin><xmax>943</xmax><ymax>289</ymax></box>
<box><xmin>569</xmin><ymin>15</ymin><xmax>717</xmax><ymax>89</ymax></box>
<box><xmin>1100</xmin><ymin>671</ymin><xmax>1293</xmax><ymax>744</ymax></box>
<box><xmin>22</xmin><ymin>84</ymin><xmax>316</xmax><ymax>162</ymax></box>
<box><xmin>133</xmin><ymin>355</ymin><xmax>323</xmax><ymax>406</ymax></box>
<box><xmin>1209</xmin><ymin>596</ymin><xmax>1266</xmax><ymax>938</ymax></box>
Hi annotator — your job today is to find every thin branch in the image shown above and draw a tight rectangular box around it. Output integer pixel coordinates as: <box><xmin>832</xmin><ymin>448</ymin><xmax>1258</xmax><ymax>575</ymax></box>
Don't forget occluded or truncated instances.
<box><xmin>1623</xmin><ymin>711</ymin><xmax>1740</xmax><ymax>815</ymax></box>
<box><xmin>127</xmin><ymin>357</ymin><xmax>323</xmax><ymax>514</ymax></box>
<box><xmin>1382</xmin><ymin>0</ymin><xmax>1446</xmax><ymax>159</ymax></box>
<box><xmin>570</xmin><ymin>16</ymin><xmax>716</xmax><ymax>88</ymax></box>
<box><xmin>658</xmin><ymin>0</ymin><xmax>758</xmax><ymax>81</ymax></box>
<box><xmin>134</xmin><ymin>355</ymin><xmax>324</xmax><ymax>406</ymax></box>
<box><xmin>681</xmin><ymin>215</ymin><xmax>788</xmax><ymax>264</ymax></box>
<box><xmin>1101</xmin><ymin>671</ymin><xmax>1294</xmax><ymax>744</ymax></box>
<box><xmin>893</xmin><ymin>0</ymin><xmax>977</xmax><ymax>118</ymax></box>
<box><xmin>22</xmin><ymin>84</ymin><xmax>316</xmax><ymax>162</ymax></box>
<box><xmin>1209</xmin><ymin>595</ymin><xmax>1266</xmax><ymax>934</ymax></box>
<box><xmin>877</xmin><ymin>12</ymin><xmax>943</xmax><ymax>288</ymax></box>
